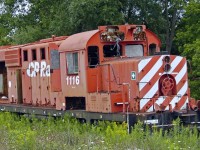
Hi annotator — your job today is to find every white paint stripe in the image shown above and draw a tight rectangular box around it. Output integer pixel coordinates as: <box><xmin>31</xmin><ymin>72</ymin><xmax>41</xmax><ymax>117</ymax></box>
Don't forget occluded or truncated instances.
<box><xmin>178</xmin><ymin>81</ymin><xmax>188</xmax><ymax>95</ymax></box>
<box><xmin>156</xmin><ymin>97</ymin><xmax>165</xmax><ymax>106</ymax></box>
<box><xmin>140</xmin><ymin>56</ymin><xmax>187</xmax><ymax>112</ymax></box>
<box><xmin>158</xmin><ymin>57</ymin><xmax>183</xmax><ymax>77</ymax></box>
<box><xmin>170</xmin><ymin>97</ymin><xmax>179</xmax><ymax>109</ymax></box>
<box><xmin>139</xmin><ymin>56</ymin><xmax>184</xmax><ymax>91</ymax></box>
<box><xmin>175</xmin><ymin>63</ymin><xmax>187</xmax><ymax>84</ymax></box>
<box><xmin>140</xmin><ymin>80</ymin><xmax>159</xmax><ymax>109</ymax></box>
<box><xmin>146</xmin><ymin>97</ymin><xmax>168</xmax><ymax>112</ymax></box>
<box><xmin>168</xmin><ymin>56</ymin><xmax>183</xmax><ymax>74</ymax></box>
<box><xmin>147</xmin><ymin>106</ymin><xmax>153</xmax><ymax>112</ymax></box>
<box><xmin>139</xmin><ymin>56</ymin><xmax>164</xmax><ymax>91</ymax></box>
<box><xmin>170</xmin><ymin>81</ymin><xmax>188</xmax><ymax>109</ymax></box>
<box><xmin>138</xmin><ymin>58</ymin><xmax>152</xmax><ymax>73</ymax></box>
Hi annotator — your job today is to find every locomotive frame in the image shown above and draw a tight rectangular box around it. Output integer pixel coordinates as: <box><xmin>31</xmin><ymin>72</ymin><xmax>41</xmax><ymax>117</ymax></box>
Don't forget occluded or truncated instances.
<box><xmin>0</xmin><ymin>24</ymin><xmax>199</xmax><ymax>129</ymax></box>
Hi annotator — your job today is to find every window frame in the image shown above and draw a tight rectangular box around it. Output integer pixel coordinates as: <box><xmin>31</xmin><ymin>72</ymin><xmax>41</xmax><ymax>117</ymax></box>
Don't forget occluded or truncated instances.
<box><xmin>32</xmin><ymin>49</ymin><xmax>37</xmax><ymax>61</ymax></box>
<box><xmin>125</xmin><ymin>44</ymin><xmax>144</xmax><ymax>57</ymax></box>
<box><xmin>40</xmin><ymin>48</ymin><xmax>46</xmax><ymax>60</ymax></box>
<box><xmin>66</xmin><ymin>52</ymin><xmax>79</xmax><ymax>74</ymax></box>
<box><xmin>103</xmin><ymin>44</ymin><xmax>122</xmax><ymax>57</ymax></box>
<box><xmin>87</xmin><ymin>46</ymin><xmax>99</xmax><ymax>68</ymax></box>
<box><xmin>23</xmin><ymin>50</ymin><xmax>28</xmax><ymax>61</ymax></box>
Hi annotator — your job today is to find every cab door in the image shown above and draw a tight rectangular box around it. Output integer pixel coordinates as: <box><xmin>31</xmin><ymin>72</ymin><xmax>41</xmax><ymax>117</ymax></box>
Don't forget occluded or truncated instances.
<box><xmin>49</xmin><ymin>43</ymin><xmax>61</xmax><ymax>92</ymax></box>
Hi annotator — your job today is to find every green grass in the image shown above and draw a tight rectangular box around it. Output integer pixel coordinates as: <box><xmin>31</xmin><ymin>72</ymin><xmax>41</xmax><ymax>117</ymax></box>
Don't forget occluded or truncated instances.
<box><xmin>0</xmin><ymin>112</ymin><xmax>199</xmax><ymax>150</ymax></box>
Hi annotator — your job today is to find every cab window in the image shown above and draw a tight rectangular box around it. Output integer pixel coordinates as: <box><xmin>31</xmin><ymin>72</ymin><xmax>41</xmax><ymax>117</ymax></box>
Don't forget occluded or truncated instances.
<box><xmin>103</xmin><ymin>45</ymin><xmax>122</xmax><ymax>57</ymax></box>
<box><xmin>125</xmin><ymin>45</ymin><xmax>143</xmax><ymax>57</ymax></box>
<box><xmin>149</xmin><ymin>44</ymin><xmax>156</xmax><ymax>56</ymax></box>
<box><xmin>88</xmin><ymin>46</ymin><xmax>99</xmax><ymax>68</ymax></box>
<box><xmin>66</xmin><ymin>52</ymin><xmax>78</xmax><ymax>74</ymax></box>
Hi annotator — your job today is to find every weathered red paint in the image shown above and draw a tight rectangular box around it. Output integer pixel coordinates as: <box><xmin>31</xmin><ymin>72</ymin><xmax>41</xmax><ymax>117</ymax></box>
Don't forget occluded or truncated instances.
<box><xmin>0</xmin><ymin>24</ymin><xmax>198</xmax><ymax>115</ymax></box>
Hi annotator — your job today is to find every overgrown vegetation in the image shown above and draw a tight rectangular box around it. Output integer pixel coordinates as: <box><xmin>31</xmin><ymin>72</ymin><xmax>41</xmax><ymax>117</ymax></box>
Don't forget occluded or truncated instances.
<box><xmin>0</xmin><ymin>112</ymin><xmax>199</xmax><ymax>150</ymax></box>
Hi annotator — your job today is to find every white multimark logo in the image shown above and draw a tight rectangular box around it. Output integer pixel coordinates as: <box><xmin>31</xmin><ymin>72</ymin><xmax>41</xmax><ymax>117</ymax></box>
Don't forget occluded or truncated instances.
<box><xmin>27</xmin><ymin>61</ymin><xmax>50</xmax><ymax>77</ymax></box>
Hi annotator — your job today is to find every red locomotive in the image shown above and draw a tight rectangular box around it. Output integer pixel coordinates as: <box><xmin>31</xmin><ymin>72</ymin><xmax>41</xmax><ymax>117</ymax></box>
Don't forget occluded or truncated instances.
<box><xmin>0</xmin><ymin>24</ymin><xmax>199</xmax><ymax>127</ymax></box>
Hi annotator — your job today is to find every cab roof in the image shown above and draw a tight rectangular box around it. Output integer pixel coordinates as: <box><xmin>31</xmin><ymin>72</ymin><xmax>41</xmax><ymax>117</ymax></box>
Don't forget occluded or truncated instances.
<box><xmin>59</xmin><ymin>30</ymin><xmax>99</xmax><ymax>52</ymax></box>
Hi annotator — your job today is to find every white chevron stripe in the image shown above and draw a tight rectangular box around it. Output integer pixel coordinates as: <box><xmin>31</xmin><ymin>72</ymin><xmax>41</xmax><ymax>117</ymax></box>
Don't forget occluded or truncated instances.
<box><xmin>147</xmin><ymin>106</ymin><xmax>153</xmax><ymax>112</ymax></box>
<box><xmin>138</xmin><ymin>57</ymin><xmax>152</xmax><ymax>73</ymax></box>
<box><xmin>156</xmin><ymin>97</ymin><xmax>165</xmax><ymax>106</ymax></box>
<box><xmin>170</xmin><ymin>81</ymin><xmax>188</xmax><ymax>109</ymax></box>
<box><xmin>157</xmin><ymin>57</ymin><xmax>183</xmax><ymax>77</ymax></box>
<box><xmin>139</xmin><ymin>56</ymin><xmax>187</xmax><ymax>112</ymax></box>
<box><xmin>140</xmin><ymin>80</ymin><xmax>159</xmax><ymax>109</ymax></box>
<box><xmin>139</xmin><ymin>56</ymin><xmax>164</xmax><ymax>91</ymax></box>
<box><xmin>146</xmin><ymin>96</ymin><xmax>188</xmax><ymax>112</ymax></box>
<box><xmin>168</xmin><ymin>56</ymin><xmax>183</xmax><ymax>74</ymax></box>
<box><xmin>165</xmin><ymin>106</ymin><xmax>169</xmax><ymax>110</ymax></box>
<box><xmin>175</xmin><ymin>63</ymin><xmax>187</xmax><ymax>83</ymax></box>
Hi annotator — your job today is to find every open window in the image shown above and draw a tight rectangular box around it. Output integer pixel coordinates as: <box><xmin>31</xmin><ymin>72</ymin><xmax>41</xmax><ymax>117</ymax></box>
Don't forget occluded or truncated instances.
<box><xmin>125</xmin><ymin>45</ymin><xmax>143</xmax><ymax>57</ymax></box>
<box><xmin>32</xmin><ymin>49</ymin><xmax>37</xmax><ymax>61</ymax></box>
<box><xmin>23</xmin><ymin>50</ymin><xmax>28</xmax><ymax>61</ymax></box>
<box><xmin>88</xmin><ymin>46</ymin><xmax>99</xmax><ymax>68</ymax></box>
<box><xmin>40</xmin><ymin>48</ymin><xmax>46</xmax><ymax>60</ymax></box>
<box><xmin>66</xmin><ymin>52</ymin><xmax>79</xmax><ymax>74</ymax></box>
<box><xmin>149</xmin><ymin>44</ymin><xmax>156</xmax><ymax>56</ymax></box>
<box><xmin>103</xmin><ymin>44</ymin><xmax>122</xmax><ymax>57</ymax></box>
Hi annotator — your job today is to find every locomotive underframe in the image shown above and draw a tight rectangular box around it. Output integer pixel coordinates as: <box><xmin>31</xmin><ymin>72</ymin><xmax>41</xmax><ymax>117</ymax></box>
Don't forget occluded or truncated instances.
<box><xmin>0</xmin><ymin>103</ymin><xmax>199</xmax><ymax>128</ymax></box>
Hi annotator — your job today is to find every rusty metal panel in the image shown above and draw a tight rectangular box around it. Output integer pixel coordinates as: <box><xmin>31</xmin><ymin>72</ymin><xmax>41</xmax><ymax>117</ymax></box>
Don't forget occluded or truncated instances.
<box><xmin>87</xmin><ymin>67</ymin><xmax>102</xmax><ymax>93</ymax></box>
<box><xmin>110</xmin><ymin>92</ymin><xmax>124</xmax><ymax>112</ymax></box>
<box><xmin>50</xmin><ymin>92</ymin><xmax>64</xmax><ymax>110</ymax></box>
<box><xmin>31</xmin><ymin>71</ymin><xmax>41</xmax><ymax>106</ymax></box>
<box><xmin>49</xmin><ymin>45</ymin><xmax>61</xmax><ymax>92</ymax></box>
<box><xmin>101</xmin><ymin>65</ymin><xmax>110</xmax><ymax>92</ymax></box>
<box><xmin>50</xmin><ymin>69</ymin><xmax>61</xmax><ymax>92</ymax></box>
<box><xmin>16</xmin><ymin>70</ymin><xmax>22</xmax><ymax>104</ymax></box>
<box><xmin>0</xmin><ymin>50</ymin><xmax>5</xmax><ymax>61</ymax></box>
<box><xmin>40</xmin><ymin>76</ymin><xmax>50</xmax><ymax>106</ymax></box>
<box><xmin>5</xmin><ymin>48</ymin><xmax>21</xmax><ymax>67</ymax></box>
<box><xmin>100</xmin><ymin>93</ymin><xmax>111</xmax><ymax>113</ymax></box>
<box><xmin>87</xmin><ymin>93</ymin><xmax>112</xmax><ymax>113</ymax></box>
<box><xmin>87</xmin><ymin>93</ymin><xmax>99</xmax><ymax>112</ymax></box>
<box><xmin>7</xmin><ymin>68</ymin><xmax>18</xmax><ymax>103</ymax></box>
<box><xmin>21</xmin><ymin>69</ymin><xmax>32</xmax><ymax>104</ymax></box>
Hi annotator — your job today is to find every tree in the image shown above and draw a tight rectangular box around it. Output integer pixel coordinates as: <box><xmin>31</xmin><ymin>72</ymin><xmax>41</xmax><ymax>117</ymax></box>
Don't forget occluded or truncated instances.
<box><xmin>0</xmin><ymin>0</ymin><xmax>33</xmax><ymax>45</ymax></box>
<box><xmin>176</xmin><ymin>1</ymin><xmax>200</xmax><ymax>99</ymax></box>
<box><xmin>50</xmin><ymin>0</ymin><xmax>124</xmax><ymax>34</ymax></box>
<box><xmin>121</xmin><ymin>0</ymin><xmax>187</xmax><ymax>53</ymax></box>
<box><xmin>162</xmin><ymin>0</ymin><xmax>188</xmax><ymax>53</ymax></box>
<box><xmin>7</xmin><ymin>0</ymin><xmax>124</xmax><ymax>44</ymax></box>
<box><xmin>121</xmin><ymin>0</ymin><xmax>165</xmax><ymax>44</ymax></box>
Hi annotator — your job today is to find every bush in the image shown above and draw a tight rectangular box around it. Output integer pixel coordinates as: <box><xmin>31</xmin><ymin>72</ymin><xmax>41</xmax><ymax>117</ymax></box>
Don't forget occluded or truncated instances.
<box><xmin>0</xmin><ymin>112</ymin><xmax>199</xmax><ymax>149</ymax></box>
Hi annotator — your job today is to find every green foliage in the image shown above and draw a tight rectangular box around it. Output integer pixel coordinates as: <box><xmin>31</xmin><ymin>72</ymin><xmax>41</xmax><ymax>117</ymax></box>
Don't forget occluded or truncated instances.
<box><xmin>176</xmin><ymin>1</ymin><xmax>200</xmax><ymax>99</ymax></box>
<box><xmin>0</xmin><ymin>0</ymin><xmax>187</xmax><ymax>50</ymax></box>
<box><xmin>0</xmin><ymin>113</ymin><xmax>199</xmax><ymax>149</ymax></box>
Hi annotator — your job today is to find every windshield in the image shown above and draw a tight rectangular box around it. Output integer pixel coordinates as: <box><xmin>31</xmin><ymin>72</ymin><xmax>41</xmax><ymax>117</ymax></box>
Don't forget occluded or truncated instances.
<box><xmin>125</xmin><ymin>45</ymin><xmax>143</xmax><ymax>57</ymax></box>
